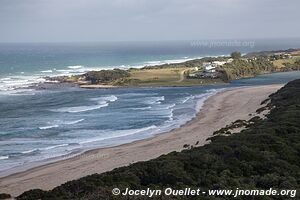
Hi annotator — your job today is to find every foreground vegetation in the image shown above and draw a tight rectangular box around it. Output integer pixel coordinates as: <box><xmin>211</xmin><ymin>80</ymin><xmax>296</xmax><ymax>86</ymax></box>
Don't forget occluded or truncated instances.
<box><xmin>16</xmin><ymin>79</ymin><xmax>300</xmax><ymax>199</ymax></box>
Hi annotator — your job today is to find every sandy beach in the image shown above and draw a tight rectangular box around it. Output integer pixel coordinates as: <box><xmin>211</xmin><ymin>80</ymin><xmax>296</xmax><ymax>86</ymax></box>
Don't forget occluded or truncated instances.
<box><xmin>79</xmin><ymin>84</ymin><xmax>118</xmax><ymax>89</ymax></box>
<box><xmin>0</xmin><ymin>84</ymin><xmax>283</xmax><ymax>197</ymax></box>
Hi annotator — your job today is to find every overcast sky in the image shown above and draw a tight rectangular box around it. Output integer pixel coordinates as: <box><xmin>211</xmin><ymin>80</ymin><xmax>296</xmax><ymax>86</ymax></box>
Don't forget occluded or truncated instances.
<box><xmin>0</xmin><ymin>0</ymin><xmax>299</xmax><ymax>42</ymax></box>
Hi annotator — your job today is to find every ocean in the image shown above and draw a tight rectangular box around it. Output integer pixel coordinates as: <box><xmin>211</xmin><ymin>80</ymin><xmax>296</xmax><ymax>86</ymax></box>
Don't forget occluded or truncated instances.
<box><xmin>0</xmin><ymin>39</ymin><xmax>300</xmax><ymax>175</ymax></box>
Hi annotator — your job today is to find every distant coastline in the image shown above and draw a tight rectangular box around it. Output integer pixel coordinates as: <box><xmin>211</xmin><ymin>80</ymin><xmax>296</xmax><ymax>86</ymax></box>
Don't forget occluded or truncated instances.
<box><xmin>45</xmin><ymin>48</ymin><xmax>300</xmax><ymax>88</ymax></box>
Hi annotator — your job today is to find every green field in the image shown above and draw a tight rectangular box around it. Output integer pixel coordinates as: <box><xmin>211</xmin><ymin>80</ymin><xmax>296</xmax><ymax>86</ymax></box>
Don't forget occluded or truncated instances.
<box><xmin>115</xmin><ymin>68</ymin><xmax>223</xmax><ymax>87</ymax></box>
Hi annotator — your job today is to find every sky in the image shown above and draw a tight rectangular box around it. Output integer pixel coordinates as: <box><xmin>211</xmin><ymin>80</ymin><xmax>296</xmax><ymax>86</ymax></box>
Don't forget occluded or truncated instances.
<box><xmin>0</xmin><ymin>0</ymin><xmax>299</xmax><ymax>42</ymax></box>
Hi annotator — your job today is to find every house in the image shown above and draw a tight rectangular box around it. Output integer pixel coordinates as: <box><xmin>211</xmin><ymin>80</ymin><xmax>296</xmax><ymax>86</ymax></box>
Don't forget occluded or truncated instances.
<box><xmin>212</xmin><ymin>61</ymin><xmax>226</xmax><ymax>66</ymax></box>
<box><xmin>203</xmin><ymin>62</ymin><xmax>216</xmax><ymax>73</ymax></box>
<box><xmin>271</xmin><ymin>53</ymin><xmax>292</xmax><ymax>60</ymax></box>
<box><xmin>188</xmin><ymin>71</ymin><xmax>219</xmax><ymax>79</ymax></box>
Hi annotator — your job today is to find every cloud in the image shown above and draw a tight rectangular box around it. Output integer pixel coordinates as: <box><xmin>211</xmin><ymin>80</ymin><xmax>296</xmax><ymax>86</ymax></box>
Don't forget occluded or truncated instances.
<box><xmin>0</xmin><ymin>0</ymin><xmax>299</xmax><ymax>42</ymax></box>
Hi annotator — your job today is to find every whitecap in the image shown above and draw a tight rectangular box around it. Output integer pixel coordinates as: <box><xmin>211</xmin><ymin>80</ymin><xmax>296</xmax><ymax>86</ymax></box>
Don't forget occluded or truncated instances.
<box><xmin>0</xmin><ymin>75</ymin><xmax>45</xmax><ymax>92</ymax></box>
<box><xmin>0</xmin><ymin>156</ymin><xmax>9</xmax><ymax>160</ymax></box>
<box><xmin>0</xmin><ymin>77</ymin><xmax>11</xmax><ymax>81</ymax></box>
<box><xmin>193</xmin><ymin>89</ymin><xmax>225</xmax><ymax>112</ymax></box>
<box><xmin>79</xmin><ymin>125</ymin><xmax>157</xmax><ymax>144</ymax></box>
<box><xmin>20</xmin><ymin>144</ymin><xmax>70</xmax><ymax>155</ymax></box>
<box><xmin>55</xmin><ymin>69</ymin><xmax>72</xmax><ymax>72</ymax></box>
<box><xmin>21</xmin><ymin>148</ymin><xmax>40</xmax><ymax>154</ymax></box>
<box><xmin>166</xmin><ymin>103</ymin><xmax>176</xmax><ymax>109</ymax></box>
<box><xmin>168</xmin><ymin>109</ymin><xmax>174</xmax><ymax>120</ymax></box>
<box><xmin>41</xmin><ymin>70</ymin><xmax>53</xmax><ymax>73</ymax></box>
<box><xmin>67</xmin><ymin>65</ymin><xmax>83</xmax><ymax>69</ymax></box>
<box><xmin>51</xmin><ymin>95</ymin><xmax>117</xmax><ymax>113</ymax></box>
<box><xmin>39</xmin><ymin>125</ymin><xmax>59</xmax><ymax>130</ymax></box>
<box><xmin>43</xmin><ymin>144</ymin><xmax>69</xmax><ymax>150</ymax></box>
<box><xmin>151</xmin><ymin>103</ymin><xmax>175</xmax><ymax>111</ymax></box>
<box><xmin>130</xmin><ymin>106</ymin><xmax>152</xmax><ymax>110</ymax></box>
<box><xmin>0</xmin><ymin>89</ymin><xmax>36</xmax><ymax>96</ymax></box>
<box><xmin>142</xmin><ymin>56</ymin><xmax>202</xmax><ymax>67</ymax></box>
<box><xmin>145</xmin><ymin>96</ymin><xmax>165</xmax><ymax>105</ymax></box>
<box><xmin>63</xmin><ymin>119</ymin><xmax>85</xmax><ymax>125</ymax></box>
<box><xmin>207</xmin><ymin>88</ymin><xmax>226</xmax><ymax>94</ymax></box>
<box><xmin>182</xmin><ymin>95</ymin><xmax>195</xmax><ymax>104</ymax></box>
<box><xmin>90</xmin><ymin>95</ymin><xmax>118</xmax><ymax>102</ymax></box>
<box><xmin>52</xmin><ymin>103</ymin><xmax>108</xmax><ymax>113</ymax></box>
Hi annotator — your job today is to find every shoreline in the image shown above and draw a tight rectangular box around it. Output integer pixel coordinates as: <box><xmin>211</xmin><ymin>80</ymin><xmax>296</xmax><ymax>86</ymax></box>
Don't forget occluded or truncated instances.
<box><xmin>0</xmin><ymin>87</ymin><xmax>217</xmax><ymax>179</ymax></box>
<box><xmin>0</xmin><ymin>84</ymin><xmax>283</xmax><ymax>197</ymax></box>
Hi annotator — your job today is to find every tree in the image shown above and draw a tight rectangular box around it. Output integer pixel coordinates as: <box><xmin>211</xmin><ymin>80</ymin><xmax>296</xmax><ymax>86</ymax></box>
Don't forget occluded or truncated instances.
<box><xmin>231</xmin><ymin>51</ymin><xmax>242</xmax><ymax>59</ymax></box>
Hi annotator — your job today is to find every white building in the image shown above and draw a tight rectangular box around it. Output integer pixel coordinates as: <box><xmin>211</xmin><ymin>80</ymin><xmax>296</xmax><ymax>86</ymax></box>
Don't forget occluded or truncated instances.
<box><xmin>212</xmin><ymin>61</ymin><xmax>226</xmax><ymax>66</ymax></box>
<box><xmin>203</xmin><ymin>62</ymin><xmax>216</xmax><ymax>73</ymax></box>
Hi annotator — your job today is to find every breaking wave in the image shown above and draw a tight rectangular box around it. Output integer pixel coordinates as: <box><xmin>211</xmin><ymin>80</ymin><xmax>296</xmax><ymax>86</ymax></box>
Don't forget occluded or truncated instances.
<box><xmin>51</xmin><ymin>95</ymin><xmax>118</xmax><ymax>113</ymax></box>
<box><xmin>39</xmin><ymin>125</ymin><xmax>59</xmax><ymax>130</ymax></box>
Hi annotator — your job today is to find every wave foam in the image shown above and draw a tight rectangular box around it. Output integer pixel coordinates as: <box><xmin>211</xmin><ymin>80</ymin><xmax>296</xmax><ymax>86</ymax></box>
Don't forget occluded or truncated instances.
<box><xmin>130</xmin><ymin>106</ymin><xmax>152</xmax><ymax>110</ymax></box>
<box><xmin>68</xmin><ymin>65</ymin><xmax>83</xmax><ymax>69</ymax></box>
<box><xmin>90</xmin><ymin>95</ymin><xmax>118</xmax><ymax>102</ymax></box>
<box><xmin>41</xmin><ymin>70</ymin><xmax>53</xmax><ymax>73</ymax></box>
<box><xmin>43</xmin><ymin>144</ymin><xmax>69</xmax><ymax>150</ymax></box>
<box><xmin>0</xmin><ymin>75</ymin><xmax>45</xmax><ymax>92</ymax></box>
<box><xmin>182</xmin><ymin>95</ymin><xmax>195</xmax><ymax>104</ymax></box>
<box><xmin>142</xmin><ymin>56</ymin><xmax>203</xmax><ymax>67</ymax></box>
<box><xmin>51</xmin><ymin>95</ymin><xmax>118</xmax><ymax>113</ymax></box>
<box><xmin>0</xmin><ymin>89</ymin><xmax>36</xmax><ymax>96</ymax></box>
<box><xmin>52</xmin><ymin>104</ymin><xmax>108</xmax><ymax>113</ymax></box>
<box><xmin>166</xmin><ymin>103</ymin><xmax>176</xmax><ymax>109</ymax></box>
<box><xmin>21</xmin><ymin>144</ymin><xmax>71</xmax><ymax>155</ymax></box>
<box><xmin>145</xmin><ymin>96</ymin><xmax>165</xmax><ymax>105</ymax></box>
<box><xmin>0</xmin><ymin>156</ymin><xmax>9</xmax><ymax>160</ymax></box>
<box><xmin>79</xmin><ymin>125</ymin><xmax>157</xmax><ymax>144</ymax></box>
<box><xmin>39</xmin><ymin>125</ymin><xmax>59</xmax><ymax>130</ymax></box>
<box><xmin>21</xmin><ymin>149</ymin><xmax>40</xmax><ymax>154</ymax></box>
<box><xmin>63</xmin><ymin>119</ymin><xmax>85</xmax><ymax>125</ymax></box>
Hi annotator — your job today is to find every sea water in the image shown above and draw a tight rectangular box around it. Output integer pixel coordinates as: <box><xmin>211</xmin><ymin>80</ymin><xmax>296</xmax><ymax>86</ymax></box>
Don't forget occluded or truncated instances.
<box><xmin>0</xmin><ymin>40</ymin><xmax>300</xmax><ymax>175</ymax></box>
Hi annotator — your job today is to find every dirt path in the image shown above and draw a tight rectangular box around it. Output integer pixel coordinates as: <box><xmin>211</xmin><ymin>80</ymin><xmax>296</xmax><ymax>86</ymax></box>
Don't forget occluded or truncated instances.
<box><xmin>177</xmin><ymin>69</ymin><xmax>187</xmax><ymax>82</ymax></box>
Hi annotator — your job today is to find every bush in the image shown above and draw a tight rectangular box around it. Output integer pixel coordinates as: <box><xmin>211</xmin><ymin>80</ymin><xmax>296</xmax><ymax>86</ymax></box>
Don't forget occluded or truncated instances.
<box><xmin>0</xmin><ymin>193</ymin><xmax>11</xmax><ymax>200</ymax></box>
<box><xmin>85</xmin><ymin>69</ymin><xmax>130</xmax><ymax>84</ymax></box>
<box><xmin>231</xmin><ymin>51</ymin><xmax>242</xmax><ymax>59</ymax></box>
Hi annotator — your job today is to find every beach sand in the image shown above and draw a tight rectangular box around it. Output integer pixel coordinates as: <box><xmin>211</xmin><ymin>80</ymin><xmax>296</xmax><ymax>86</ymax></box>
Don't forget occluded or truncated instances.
<box><xmin>79</xmin><ymin>84</ymin><xmax>118</xmax><ymax>89</ymax></box>
<box><xmin>0</xmin><ymin>84</ymin><xmax>283</xmax><ymax>197</ymax></box>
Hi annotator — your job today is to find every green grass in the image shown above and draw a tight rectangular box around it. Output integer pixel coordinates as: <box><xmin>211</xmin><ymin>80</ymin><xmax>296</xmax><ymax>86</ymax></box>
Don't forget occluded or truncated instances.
<box><xmin>129</xmin><ymin>68</ymin><xmax>183</xmax><ymax>81</ymax></box>
<box><xmin>124</xmin><ymin>68</ymin><xmax>223</xmax><ymax>87</ymax></box>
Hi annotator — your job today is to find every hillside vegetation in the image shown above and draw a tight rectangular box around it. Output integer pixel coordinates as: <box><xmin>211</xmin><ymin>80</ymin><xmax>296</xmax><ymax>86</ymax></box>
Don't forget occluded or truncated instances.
<box><xmin>218</xmin><ymin>58</ymin><xmax>276</xmax><ymax>81</ymax></box>
<box><xmin>17</xmin><ymin>79</ymin><xmax>300</xmax><ymax>199</ymax></box>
